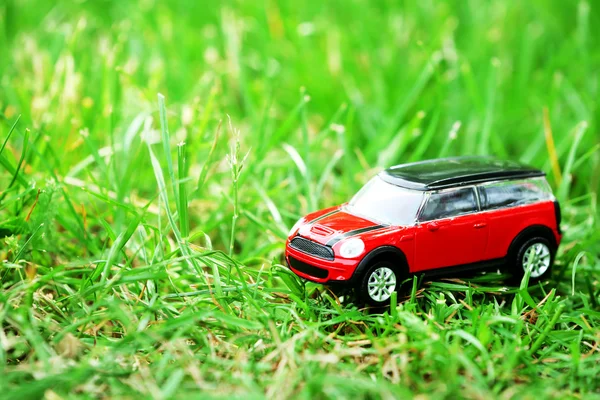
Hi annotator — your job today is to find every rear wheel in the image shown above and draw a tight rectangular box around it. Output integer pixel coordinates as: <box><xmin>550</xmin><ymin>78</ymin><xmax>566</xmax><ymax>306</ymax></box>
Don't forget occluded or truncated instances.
<box><xmin>357</xmin><ymin>261</ymin><xmax>402</xmax><ymax>306</ymax></box>
<box><xmin>511</xmin><ymin>236</ymin><xmax>555</xmax><ymax>282</ymax></box>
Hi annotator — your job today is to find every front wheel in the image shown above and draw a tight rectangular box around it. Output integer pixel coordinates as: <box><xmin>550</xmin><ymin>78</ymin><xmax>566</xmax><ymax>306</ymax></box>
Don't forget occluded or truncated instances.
<box><xmin>512</xmin><ymin>237</ymin><xmax>555</xmax><ymax>282</ymax></box>
<box><xmin>357</xmin><ymin>261</ymin><xmax>400</xmax><ymax>306</ymax></box>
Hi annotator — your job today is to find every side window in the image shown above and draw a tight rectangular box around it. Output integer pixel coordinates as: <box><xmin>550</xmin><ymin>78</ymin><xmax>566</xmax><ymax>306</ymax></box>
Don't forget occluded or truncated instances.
<box><xmin>478</xmin><ymin>178</ymin><xmax>552</xmax><ymax>210</ymax></box>
<box><xmin>419</xmin><ymin>187</ymin><xmax>477</xmax><ymax>221</ymax></box>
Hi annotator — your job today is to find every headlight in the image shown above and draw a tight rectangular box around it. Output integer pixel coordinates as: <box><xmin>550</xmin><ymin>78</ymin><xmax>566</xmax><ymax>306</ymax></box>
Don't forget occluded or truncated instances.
<box><xmin>339</xmin><ymin>238</ymin><xmax>365</xmax><ymax>258</ymax></box>
<box><xmin>288</xmin><ymin>218</ymin><xmax>304</xmax><ymax>237</ymax></box>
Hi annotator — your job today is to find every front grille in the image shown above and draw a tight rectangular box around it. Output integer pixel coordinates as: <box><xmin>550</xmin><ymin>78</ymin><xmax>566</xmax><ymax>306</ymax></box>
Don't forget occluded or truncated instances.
<box><xmin>288</xmin><ymin>256</ymin><xmax>328</xmax><ymax>279</ymax></box>
<box><xmin>290</xmin><ymin>237</ymin><xmax>334</xmax><ymax>260</ymax></box>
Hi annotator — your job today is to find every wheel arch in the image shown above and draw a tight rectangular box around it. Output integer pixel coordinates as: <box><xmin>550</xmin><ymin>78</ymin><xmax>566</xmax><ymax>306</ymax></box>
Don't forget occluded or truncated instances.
<box><xmin>508</xmin><ymin>224</ymin><xmax>557</xmax><ymax>257</ymax></box>
<box><xmin>351</xmin><ymin>246</ymin><xmax>409</xmax><ymax>283</ymax></box>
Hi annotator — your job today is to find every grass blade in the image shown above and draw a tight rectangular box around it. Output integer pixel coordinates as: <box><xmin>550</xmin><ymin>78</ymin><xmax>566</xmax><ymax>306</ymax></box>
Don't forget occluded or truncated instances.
<box><xmin>558</xmin><ymin>121</ymin><xmax>588</xmax><ymax>200</ymax></box>
<box><xmin>177</xmin><ymin>141</ymin><xmax>189</xmax><ymax>238</ymax></box>
<box><xmin>158</xmin><ymin>93</ymin><xmax>179</xmax><ymax>211</ymax></box>
<box><xmin>0</xmin><ymin>114</ymin><xmax>20</xmax><ymax>157</ymax></box>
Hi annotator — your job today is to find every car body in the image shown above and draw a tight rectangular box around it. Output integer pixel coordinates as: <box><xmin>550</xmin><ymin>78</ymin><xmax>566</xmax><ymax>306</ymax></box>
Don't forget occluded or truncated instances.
<box><xmin>285</xmin><ymin>157</ymin><xmax>562</xmax><ymax>305</ymax></box>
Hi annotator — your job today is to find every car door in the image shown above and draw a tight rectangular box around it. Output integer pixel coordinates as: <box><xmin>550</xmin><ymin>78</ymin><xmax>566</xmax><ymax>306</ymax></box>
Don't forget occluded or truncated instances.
<box><xmin>476</xmin><ymin>178</ymin><xmax>554</xmax><ymax>261</ymax></box>
<box><xmin>413</xmin><ymin>186</ymin><xmax>489</xmax><ymax>272</ymax></box>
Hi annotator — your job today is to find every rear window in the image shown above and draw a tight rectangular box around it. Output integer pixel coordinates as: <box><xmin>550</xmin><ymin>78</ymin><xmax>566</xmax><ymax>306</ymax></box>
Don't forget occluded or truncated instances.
<box><xmin>478</xmin><ymin>177</ymin><xmax>553</xmax><ymax>210</ymax></box>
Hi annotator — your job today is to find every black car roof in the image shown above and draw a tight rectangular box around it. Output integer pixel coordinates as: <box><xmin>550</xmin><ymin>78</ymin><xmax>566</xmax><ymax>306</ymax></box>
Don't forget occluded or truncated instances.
<box><xmin>379</xmin><ymin>156</ymin><xmax>545</xmax><ymax>191</ymax></box>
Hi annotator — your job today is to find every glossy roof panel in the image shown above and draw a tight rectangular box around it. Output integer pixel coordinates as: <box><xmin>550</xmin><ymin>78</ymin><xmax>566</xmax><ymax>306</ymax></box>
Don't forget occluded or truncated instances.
<box><xmin>379</xmin><ymin>157</ymin><xmax>545</xmax><ymax>191</ymax></box>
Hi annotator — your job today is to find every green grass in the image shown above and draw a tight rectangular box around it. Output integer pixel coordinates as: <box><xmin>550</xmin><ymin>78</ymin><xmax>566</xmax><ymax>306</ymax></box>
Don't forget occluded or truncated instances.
<box><xmin>1</xmin><ymin>0</ymin><xmax>599</xmax><ymax>398</ymax></box>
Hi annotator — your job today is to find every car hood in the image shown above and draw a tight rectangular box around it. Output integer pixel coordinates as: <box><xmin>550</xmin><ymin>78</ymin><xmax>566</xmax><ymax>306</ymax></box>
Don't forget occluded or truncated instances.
<box><xmin>298</xmin><ymin>206</ymin><xmax>393</xmax><ymax>246</ymax></box>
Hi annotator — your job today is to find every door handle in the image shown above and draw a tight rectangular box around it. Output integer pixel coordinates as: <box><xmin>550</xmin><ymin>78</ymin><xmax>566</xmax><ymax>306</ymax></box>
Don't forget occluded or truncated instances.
<box><xmin>474</xmin><ymin>222</ymin><xmax>487</xmax><ymax>229</ymax></box>
<box><xmin>427</xmin><ymin>222</ymin><xmax>440</xmax><ymax>232</ymax></box>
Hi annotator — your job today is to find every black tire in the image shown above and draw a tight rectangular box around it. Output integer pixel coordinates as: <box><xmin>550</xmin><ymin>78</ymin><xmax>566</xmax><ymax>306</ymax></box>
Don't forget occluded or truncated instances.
<box><xmin>356</xmin><ymin>261</ymin><xmax>403</xmax><ymax>306</ymax></box>
<box><xmin>509</xmin><ymin>236</ymin><xmax>556</xmax><ymax>283</ymax></box>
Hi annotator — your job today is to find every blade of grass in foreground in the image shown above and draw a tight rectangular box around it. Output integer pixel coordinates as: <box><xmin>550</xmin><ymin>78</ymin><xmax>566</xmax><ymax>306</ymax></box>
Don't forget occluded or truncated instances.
<box><xmin>154</xmin><ymin>95</ymin><xmax>206</xmax><ymax>284</ymax></box>
<box><xmin>1</xmin><ymin>128</ymin><xmax>29</xmax><ymax>201</ymax></box>
<box><xmin>93</xmin><ymin>202</ymin><xmax>153</xmax><ymax>286</ymax></box>
<box><xmin>158</xmin><ymin>93</ymin><xmax>180</xmax><ymax>215</ymax></box>
<box><xmin>177</xmin><ymin>141</ymin><xmax>189</xmax><ymax>238</ymax></box>
<box><xmin>147</xmin><ymin>142</ymin><xmax>202</xmax><ymax>276</ymax></box>
<box><xmin>0</xmin><ymin>114</ymin><xmax>20</xmax><ymax>157</ymax></box>
<box><xmin>0</xmin><ymin>116</ymin><xmax>29</xmax><ymax>190</ymax></box>
<box><xmin>226</xmin><ymin>119</ymin><xmax>249</xmax><ymax>258</ymax></box>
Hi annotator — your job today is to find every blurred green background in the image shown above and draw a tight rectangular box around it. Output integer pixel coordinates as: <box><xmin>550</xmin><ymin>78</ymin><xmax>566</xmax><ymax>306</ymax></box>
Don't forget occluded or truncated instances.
<box><xmin>1</xmin><ymin>0</ymin><xmax>599</xmax><ymax>398</ymax></box>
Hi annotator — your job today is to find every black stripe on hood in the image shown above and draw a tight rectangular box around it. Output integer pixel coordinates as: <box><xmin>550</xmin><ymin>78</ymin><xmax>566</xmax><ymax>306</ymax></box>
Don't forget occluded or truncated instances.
<box><xmin>326</xmin><ymin>224</ymin><xmax>387</xmax><ymax>247</ymax></box>
<box><xmin>307</xmin><ymin>209</ymin><xmax>339</xmax><ymax>226</ymax></box>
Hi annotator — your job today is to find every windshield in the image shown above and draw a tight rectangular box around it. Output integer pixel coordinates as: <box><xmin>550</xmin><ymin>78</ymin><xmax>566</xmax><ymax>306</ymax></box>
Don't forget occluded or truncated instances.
<box><xmin>346</xmin><ymin>176</ymin><xmax>424</xmax><ymax>226</ymax></box>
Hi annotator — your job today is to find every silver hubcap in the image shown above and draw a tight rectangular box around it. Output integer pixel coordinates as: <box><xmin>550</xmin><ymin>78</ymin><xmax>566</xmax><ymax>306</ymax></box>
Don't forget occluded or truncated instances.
<box><xmin>367</xmin><ymin>267</ymin><xmax>396</xmax><ymax>302</ymax></box>
<box><xmin>522</xmin><ymin>242</ymin><xmax>551</xmax><ymax>278</ymax></box>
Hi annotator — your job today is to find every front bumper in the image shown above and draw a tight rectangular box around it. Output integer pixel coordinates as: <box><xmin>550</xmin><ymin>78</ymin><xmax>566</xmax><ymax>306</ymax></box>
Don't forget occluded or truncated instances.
<box><xmin>285</xmin><ymin>239</ymin><xmax>359</xmax><ymax>284</ymax></box>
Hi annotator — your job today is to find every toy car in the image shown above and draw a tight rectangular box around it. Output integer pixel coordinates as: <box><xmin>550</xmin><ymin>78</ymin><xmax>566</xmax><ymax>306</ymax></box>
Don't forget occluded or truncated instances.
<box><xmin>285</xmin><ymin>157</ymin><xmax>562</xmax><ymax>306</ymax></box>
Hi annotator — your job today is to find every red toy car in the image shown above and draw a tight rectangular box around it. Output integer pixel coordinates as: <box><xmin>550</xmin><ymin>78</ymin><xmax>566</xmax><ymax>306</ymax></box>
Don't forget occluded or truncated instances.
<box><xmin>285</xmin><ymin>157</ymin><xmax>562</xmax><ymax>305</ymax></box>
